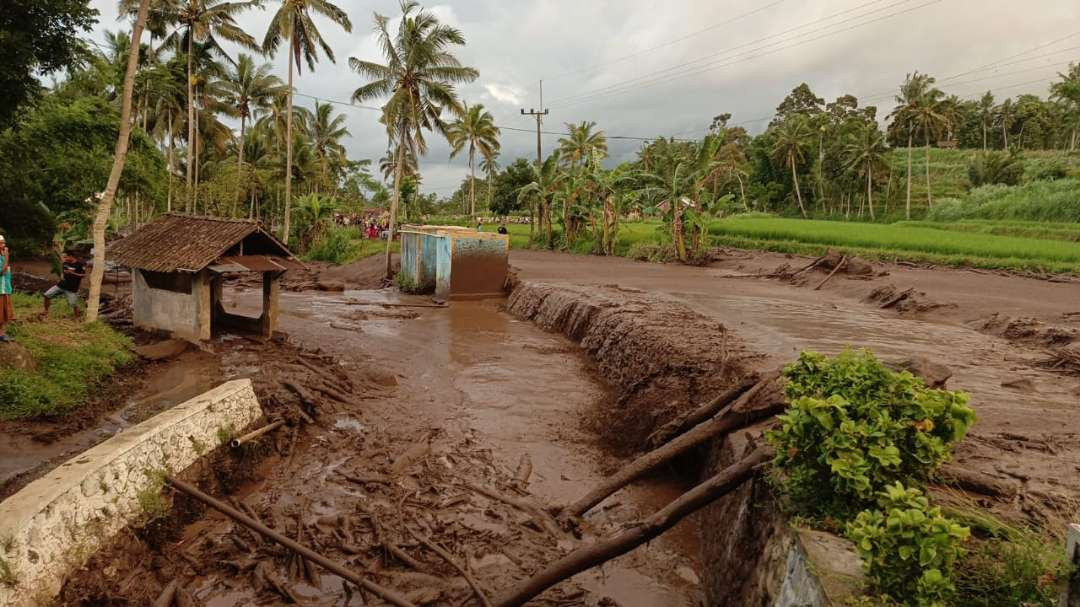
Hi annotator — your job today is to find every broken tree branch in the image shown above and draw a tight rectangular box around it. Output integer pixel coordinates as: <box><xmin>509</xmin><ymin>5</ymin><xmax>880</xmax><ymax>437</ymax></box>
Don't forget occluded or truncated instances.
<box><xmin>165</xmin><ymin>477</ymin><xmax>416</xmax><ymax>607</ymax></box>
<box><xmin>495</xmin><ymin>446</ymin><xmax>773</xmax><ymax>607</ymax></box>
<box><xmin>813</xmin><ymin>255</ymin><xmax>847</xmax><ymax>290</ymax></box>
<box><xmin>461</xmin><ymin>482</ymin><xmax>562</xmax><ymax>537</ymax></box>
<box><xmin>564</xmin><ymin>377</ymin><xmax>784</xmax><ymax>518</ymax></box>
<box><xmin>407</xmin><ymin>527</ymin><xmax>494</xmax><ymax>607</ymax></box>
<box><xmin>153</xmin><ymin>580</ymin><xmax>179</xmax><ymax>607</ymax></box>
<box><xmin>644</xmin><ymin>376</ymin><xmax>762</xmax><ymax>450</ymax></box>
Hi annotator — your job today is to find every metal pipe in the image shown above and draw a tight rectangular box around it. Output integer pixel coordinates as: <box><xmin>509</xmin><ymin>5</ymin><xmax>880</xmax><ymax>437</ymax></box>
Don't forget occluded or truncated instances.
<box><xmin>165</xmin><ymin>476</ymin><xmax>416</xmax><ymax>607</ymax></box>
<box><xmin>229</xmin><ymin>420</ymin><xmax>285</xmax><ymax>448</ymax></box>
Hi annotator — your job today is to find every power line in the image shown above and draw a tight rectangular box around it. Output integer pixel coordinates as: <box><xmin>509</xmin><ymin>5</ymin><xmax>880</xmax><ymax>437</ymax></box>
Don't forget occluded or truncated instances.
<box><xmin>545</xmin><ymin>0</ymin><xmax>786</xmax><ymax>80</ymax></box>
<box><xmin>550</xmin><ymin>0</ymin><xmax>942</xmax><ymax>109</ymax></box>
<box><xmin>545</xmin><ymin>0</ymin><xmax>924</xmax><ymax>106</ymax></box>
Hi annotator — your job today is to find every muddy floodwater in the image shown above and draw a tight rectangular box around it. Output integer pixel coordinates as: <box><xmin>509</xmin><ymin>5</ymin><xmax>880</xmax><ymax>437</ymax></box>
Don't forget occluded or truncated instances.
<box><xmin>220</xmin><ymin>289</ymin><xmax>702</xmax><ymax>605</ymax></box>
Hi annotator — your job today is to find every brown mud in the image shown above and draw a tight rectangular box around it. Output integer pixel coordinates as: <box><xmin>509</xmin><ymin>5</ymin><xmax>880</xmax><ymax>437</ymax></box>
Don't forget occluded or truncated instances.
<box><xmin>20</xmin><ymin>245</ymin><xmax>1080</xmax><ymax>605</ymax></box>
<box><xmin>511</xmin><ymin>249</ymin><xmax>1080</xmax><ymax>526</ymax></box>
<box><xmin>57</xmin><ymin>285</ymin><xmax>706</xmax><ymax>606</ymax></box>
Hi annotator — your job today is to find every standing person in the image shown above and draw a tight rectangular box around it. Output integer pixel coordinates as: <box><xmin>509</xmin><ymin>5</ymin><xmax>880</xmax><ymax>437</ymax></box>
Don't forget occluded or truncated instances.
<box><xmin>41</xmin><ymin>251</ymin><xmax>86</xmax><ymax>319</ymax></box>
<box><xmin>0</xmin><ymin>236</ymin><xmax>13</xmax><ymax>343</ymax></box>
<box><xmin>497</xmin><ymin>223</ymin><xmax>508</xmax><ymax>235</ymax></box>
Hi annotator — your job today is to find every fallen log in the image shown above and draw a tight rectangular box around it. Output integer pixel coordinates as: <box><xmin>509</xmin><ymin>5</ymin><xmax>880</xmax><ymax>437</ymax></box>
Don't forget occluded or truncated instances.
<box><xmin>644</xmin><ymin>376</ymin><xmax>763</xmax><ymax>450</ymax></box>
<box><xmin>153</xmin><ymin>580</ymin><xmax>179</xmax><ymax>607</ymax></box>
<box><xmin>495</xmin><ymin>446</ymin><xmax>773</xmax><ymax>607</ymax></box>
<box><xmin>230</xmin><ymin>420</ymin><xmax>285</xmax><ymax>448</ymax></box>
<box><xmin>814</xmin><ymin>255</ymin><xmax>847</xmax><ymax>290</ymax></box>
<box><xmin>565</xmin><ymin>378</ymin><xmax>784</xmax><ymax>518</ymax></box>
<box><xmin>166</xmin><ymin>477</ymin><xmax>416</xmax><ymax>607</ymax></box>
<box><xmin>283</xmin><ymin>380</ymin><xmax>320</xmax><ymax>409</ymax></box>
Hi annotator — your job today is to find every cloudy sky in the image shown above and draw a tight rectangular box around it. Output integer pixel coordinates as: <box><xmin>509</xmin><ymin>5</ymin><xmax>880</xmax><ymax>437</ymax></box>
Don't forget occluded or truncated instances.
<box><xmin>86</xmin><ymin>0</ymin><xmax>1080</xmax><ymax>195</ymax></box>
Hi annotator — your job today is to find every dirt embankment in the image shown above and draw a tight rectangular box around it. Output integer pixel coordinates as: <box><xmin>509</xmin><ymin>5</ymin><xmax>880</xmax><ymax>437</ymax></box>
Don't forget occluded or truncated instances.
<box><xmin>507</xmin><ymin>281</ymin><xmax>758</xmax><ymax>453</ymax></box>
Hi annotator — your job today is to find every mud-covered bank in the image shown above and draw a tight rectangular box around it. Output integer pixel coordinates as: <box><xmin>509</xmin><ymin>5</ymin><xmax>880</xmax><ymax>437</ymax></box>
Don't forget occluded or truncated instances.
<box><xmin>506</xmin><ymin>281</ymin><xmax>756</xmax><ymax>453</ymax></box>
<box><xmin>507</xmin><ymin>281</ymin><xmax>791</xmax><ymax>605</ymax></box>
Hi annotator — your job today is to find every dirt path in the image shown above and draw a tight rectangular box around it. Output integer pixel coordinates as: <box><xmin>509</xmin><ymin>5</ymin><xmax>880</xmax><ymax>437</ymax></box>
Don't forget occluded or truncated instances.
<box><xmin>510</xmin><ymin>250</ymin><xmax>1080</xmax><ymax>523</ymax></box>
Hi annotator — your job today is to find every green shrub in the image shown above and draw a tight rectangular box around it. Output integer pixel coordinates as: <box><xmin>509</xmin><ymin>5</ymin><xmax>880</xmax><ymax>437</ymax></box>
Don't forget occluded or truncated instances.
<box><xmin>925</xmin><ymin>179</ymin><xmax>1080</xmax><ymax>223</ymax></box>
<box><xmin>394</xmin><ymin>271</ymin><xmax>422</xmax><ymax>294</ymax></box>
<box><xmin>847</xmin><ymin>482</ymin><xmax>970</xmax><ymax>606</ymax></box>
<box><xmin>767</xmin><ymin>350</ymin><xmax>976</xmax><ymax>520</ymax></box>
<box><xmin>304</xmin><ymin>227</ymin><xmax>359</xmax><ymax>264</ymax></box>
<box><xmin>967</xmin><ymin>151</ymin><xmax>1024</xmax><ymax>187</ymax></box>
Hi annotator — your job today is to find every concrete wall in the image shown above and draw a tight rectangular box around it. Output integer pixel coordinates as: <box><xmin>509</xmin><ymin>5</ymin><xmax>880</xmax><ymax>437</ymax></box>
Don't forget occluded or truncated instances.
<box><xmin>132</xmin><ymin>269</ymin><xmax>210</xmax><ymax>342</ymax></box>
<box><xmin>0</xmin><ymin>380</ymin><xmax>262</xmax><ymax>607</ymax></box>
<box><xmin>448</xmin><ymin>233</ymin><xmax>509</xmax><ymax>297</ymax></box>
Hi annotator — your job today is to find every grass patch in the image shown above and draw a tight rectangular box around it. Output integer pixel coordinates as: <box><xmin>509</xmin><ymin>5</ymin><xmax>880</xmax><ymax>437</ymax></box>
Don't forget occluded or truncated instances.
<box><xmin>708</xmin><ymin>216</ymin><xmax>1080</xmax><ymax>273</ymax></box>
<box><xmin>0</xmin><ymin>293</ymin><xmax>134</xmax><ymax>420</ymax></box>
<box><xmin>926</xmin><ymin>179</ymin><xmax>1080</xmax><ymax>223</ymax></box>
<box><xmin>897</xmin><ymin>219</ymin><xmax>1080</xmax><ymax>243</ymax></box>
<box><xmin>135</xmin><ymin>468</ymin><xmax>171</xmax><ymax>521</ymax></box>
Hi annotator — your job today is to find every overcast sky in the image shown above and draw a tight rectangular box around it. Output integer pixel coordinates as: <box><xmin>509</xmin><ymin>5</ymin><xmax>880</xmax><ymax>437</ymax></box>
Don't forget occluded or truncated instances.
<box><xmin>86</xmin><ymin>0</ymin><xmax>1080</xmax><ymax>195</ymax></box>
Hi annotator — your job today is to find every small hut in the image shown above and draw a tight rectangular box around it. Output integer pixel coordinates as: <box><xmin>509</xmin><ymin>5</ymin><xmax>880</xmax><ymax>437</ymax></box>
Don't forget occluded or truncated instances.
<box><xmin>108</xmin><ymin>214</ymin><xmax>299</xmax><ymax>342</ymax></box>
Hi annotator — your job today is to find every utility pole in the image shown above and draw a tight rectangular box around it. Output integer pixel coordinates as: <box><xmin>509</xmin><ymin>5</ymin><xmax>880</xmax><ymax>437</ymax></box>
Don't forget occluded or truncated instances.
<box><xmin>521</xmin><ymin>80</ymin><xmax>549</xmax><ymax>166</ymax></box>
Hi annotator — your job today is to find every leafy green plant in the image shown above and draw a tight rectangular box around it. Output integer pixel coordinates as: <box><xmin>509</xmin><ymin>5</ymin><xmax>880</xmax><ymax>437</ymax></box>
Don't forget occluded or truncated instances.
<box><xmin>768</xmin><ymin>349</ymin><xmax>976</xmax><ymax>520</ymax></box>
<box><xmin>303</xmin><ymin>227</ymin><xmax>359</xmax><ymax>264</ymax></box>
<box><xmin>968</xmin><ymin>151</ymin><xmax>1024</xmax><ymax>187</ymax></box>
<box><xmin>395</xmin><ymin>271</ymin><xmax>423</xmax><ymax>294</ymax></box>
<box><xmin>951</xmin><ymin>519</ymin><xmax>1072</xmax><ymax>607</ymax></box>
<box><xmin>847</xmin><ymin>483</ymin><xmax>970</xmax><ymax>606</ymax></box>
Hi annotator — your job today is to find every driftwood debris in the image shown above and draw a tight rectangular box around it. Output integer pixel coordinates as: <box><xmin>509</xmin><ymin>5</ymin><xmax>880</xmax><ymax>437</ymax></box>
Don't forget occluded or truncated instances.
<box><xmin>153</xmin><ymin>580</ymin><xmax>179</xmax><ymax>607</ymax></box>
<box><xmin>565</xmin><ymin>376</ymin><xmax>785</xmax><ymax>518</ymax></box>
<box><xmin>814</xmin><ymin>255</ymin><xmax>847</xmax><ymax>290</ymax></box>
<box><xmin>494</xmin><ymin>446</ymin><xmax>773</xmax><ymax>607</ymax></box>
<box><xmin>166</xmin><ymin>477</ymin><xmax>417</xmax><ymax>607</ymax></box>
<box><xmin>462</xmin><ymin>481</ymin><xmax>562</xmax><ymax>537</ymax></box>
<box><xmin>408</xmin><ymin>526</ymin><xmax>494</xmax><ymax>607</ymax></box>
<box><xmin>644</xmin><ymin>376</ymin><xmax>762</xmax><ymax>449</ymax></box>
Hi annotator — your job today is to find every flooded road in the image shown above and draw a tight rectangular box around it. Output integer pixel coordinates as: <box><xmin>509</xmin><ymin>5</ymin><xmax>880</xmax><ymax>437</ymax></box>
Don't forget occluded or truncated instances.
<box><xmin>230</xmin><ymin>288</ymin><xmax>703</xmax><ymax>606</ymax></box>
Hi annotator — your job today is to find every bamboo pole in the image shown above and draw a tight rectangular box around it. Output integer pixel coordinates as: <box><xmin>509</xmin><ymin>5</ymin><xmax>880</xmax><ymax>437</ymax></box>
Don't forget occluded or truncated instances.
<box><xmin>165</xmin><ymin>477</ymin><xmax>416</xmax><ymax>607</ymax></box>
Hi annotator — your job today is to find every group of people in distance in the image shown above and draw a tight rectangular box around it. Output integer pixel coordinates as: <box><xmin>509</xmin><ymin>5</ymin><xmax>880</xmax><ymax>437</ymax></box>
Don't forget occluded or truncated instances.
<box><xmin>364</xmin><ymin>221</ymin><xmax>390</xmax><ymax>240</ymax></box>
<box><xmin>0</xmin><ymin>235</ymin><xmax>87</xmax><ymax>344</ymax></box>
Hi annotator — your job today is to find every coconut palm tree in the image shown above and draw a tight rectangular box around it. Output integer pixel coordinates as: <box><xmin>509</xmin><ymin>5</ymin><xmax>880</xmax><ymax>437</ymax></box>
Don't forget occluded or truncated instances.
<box><xmin>447</xmin><ymin>103</ymin><xmax>500</xmax><ymax>218</ymax></box>
<box><xmin>217</xmin><ymin>54</ymin><xmax>284</xmax><ymax>209</ymax></box>
<box><xmin>151</xmin><ymin>0</ymin><xmax>260</xmax><ymax>211</ymax></box>
<box><xmin>262</xmin><ymin>0</ymin><xmax>352</xmax><ymax>245</ymax></box>
<box><xmin>518</xmin><ymin>151</ymin><xmax>565</xmax><ymax>248</ymax></box>
<box><xmin>842</xmin><ymin>123</ymin><xmax>888</xmax><ymax>220</ymax></box>
<box><xmin>1051</xmin><ymin>63</ymin><xmax>1080</xmax><ymax>152</ymax></box>
<box><xmin>996</xmin><ymin>98</ymin><xmax>1015</xmax><ymax>151</ymax></box>
<box><xmin>771</xmin><ymin>115</ymin><xmax>812</xmax><ymax>218</ymax></box>
<box><xmin>911</xmin><ymin>85</ymin><xmax>948</xmax><ymax>208</ymax></box>
<box><xmin>480</xmin><ymin>151</ymin><xmax>499</xmax><ymax>211</ymax></box>
<box><xmin>350</xmin><ymin>0</ymin><xmax>479</xmax><ymax>278</ymax></box>
<box><xmin>306</xmin><ymin>101</ymin><xmax>351</xmax><ymax>194</ymax></box>
<box><xmin>976</xmin><ymin>91</ymin><xmax>995</xmax><ymax>151</ymax></box>
<box><xmin>889</xmin><ymin>71</ymin><xmax>933</xmax><ymax>219</ymax></box>
<box><xmin>557</xmin><ymin>121</ymin><xmax>607</xmax><ymax>168</ymax></box>
<box><xmin>88</xmin><ymin>0</ymin><xmax>151</xmax><ymax>323</ymax></box>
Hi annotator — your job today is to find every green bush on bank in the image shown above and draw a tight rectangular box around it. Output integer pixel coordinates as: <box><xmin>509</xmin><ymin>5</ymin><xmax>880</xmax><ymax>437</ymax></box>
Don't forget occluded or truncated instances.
<box><xmin>768</xmin><ymin>350</ymin><xmax>976</xmax><ymax>605</ymax></box>
<box><xmin>926</xmin><ymin>179</ymin><xmax>1080</xmax><ymax>223</ymax></box>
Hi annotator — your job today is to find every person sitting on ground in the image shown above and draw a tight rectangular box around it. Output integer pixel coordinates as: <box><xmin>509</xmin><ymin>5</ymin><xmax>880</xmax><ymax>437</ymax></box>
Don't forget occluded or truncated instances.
<box><xmin>497</xmin><ymin>223</ymin><xmax>508</xmax><ymax>235</ymax></box>
<box><xmin>41</xmin><ymin>251</ymin><xmax>85</xmax><ymax>319</ymax></box>
<box><xmin>0</xmin><ymin>236</ymin><xmax>13</xmax><ymax>343</ymax></box>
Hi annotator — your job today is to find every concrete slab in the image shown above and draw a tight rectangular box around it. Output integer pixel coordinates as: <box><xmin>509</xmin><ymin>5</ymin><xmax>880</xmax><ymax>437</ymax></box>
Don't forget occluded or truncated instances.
<box><xmin>0</xmin><ymin>379</ymin><xmax>261</xmax><ymax>606</ymax></box>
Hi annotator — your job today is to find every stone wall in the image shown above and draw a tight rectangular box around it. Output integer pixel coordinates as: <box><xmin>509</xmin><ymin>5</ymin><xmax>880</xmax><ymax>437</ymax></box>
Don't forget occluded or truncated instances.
<box><xmin>0</xmin><ymin>380</ymin><xmax>262</xmax><ymax>607</ymax></box>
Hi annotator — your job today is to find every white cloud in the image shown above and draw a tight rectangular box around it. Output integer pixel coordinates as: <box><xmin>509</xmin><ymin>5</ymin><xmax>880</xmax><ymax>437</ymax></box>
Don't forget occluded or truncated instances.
<box><xmin>482</xmin><ymin>82</ymin><xmax>525</xmax><ymax>106</ymax></box>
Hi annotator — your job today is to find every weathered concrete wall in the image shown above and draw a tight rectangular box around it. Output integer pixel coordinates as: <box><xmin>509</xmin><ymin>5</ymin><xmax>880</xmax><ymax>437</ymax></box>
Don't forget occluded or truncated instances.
<box><xmin>700</xmin><ymin>424</ymin><xmax>864</xmax><ymax>606</ymax></box>
<box><xmin>0</xmin><ymin>380</ymin><xmax>261</xmax><ymax>607</ymax></box>
<box><xmin>132</xmin><ymin>269</ymin><xmax>210</xmax><ymax>341</ymax></box>
<box><xmin>449</xmin><ymin>233</ymin><xmax>508</xmax><ymax>297</ymax></box>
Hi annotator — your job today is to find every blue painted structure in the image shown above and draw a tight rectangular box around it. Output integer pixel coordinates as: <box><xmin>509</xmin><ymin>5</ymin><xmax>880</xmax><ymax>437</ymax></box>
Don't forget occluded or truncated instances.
<box><xmin>399</xmin><ymin>225</ymin><xmax>510</xmax><ymax>299</ymax></box>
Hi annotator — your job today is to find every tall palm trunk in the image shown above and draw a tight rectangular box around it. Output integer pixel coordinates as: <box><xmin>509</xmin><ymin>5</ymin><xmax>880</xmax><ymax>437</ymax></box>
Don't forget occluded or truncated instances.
<box><xmin>236</xmin><ymin>112</ymin><xmax>246</xmax><ymax>215</ymax></box>
<box><xmin>88</xmin><ymin>0</ymin><xmax>150</xmax><ymax>322</ymax></box>
<box><xmin>982</xmin><ymin>122</ymin><xmax>987</xmax><ymax>151</ymax></box>
<box><xmin>282</xmin><ymin>45</ymin><xmax>295</xmax><ymax>244</ymax></box>
<box><xmin>736</xmin><ymin>173</ymin><xmax>747</xmax><ymax>210</ymax></box>
<box><xmin>905</xmin><ymin>131</ymin><xmax>913</xmax><ymax>220</ymax></box>
<box><xmin>468</xmin><ymin>146</ymin><xmax>476</xmax><ymax>217</ymax></box>
<box><xmin>185</xmin><ymin>32</ymin><xmax>195</xmax><ymax>213</ymax></box>
<box><xmin>1002</xmin><ymin>121</ymin><xmax>1009</xmax><ymax>150</ymax></box>
<box><xmin>866</xmin><ymin>164</ymin><xmax>875</xmax><ymax>220</ymax></box>
<box><xmin>924</xmin><ymin>133</ymin><xmax>933</xmax><ymax>208</ymax></box>
<box><xmin>193</xmin><ymin>115</ymin><xmax>200</xmax><ymax>213</ymax></box>
<box><xmin>672</xmin><ymin>205</ymin><xmax>687</xmax><ymax>262</ymax></box>
<box><xmin>790</xmin><ymin>154</ymin><xmax>807</xmax><ymax>218</ymax></box>
<box><xmin>167</xmin><ymin>113</ymin><xmax>174</xmax><ymax>212</ymax></box>
<box><xmin>385</xmin><ymin>130</ymin><xmax>406</xmax><ymax>279</ymax></box>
